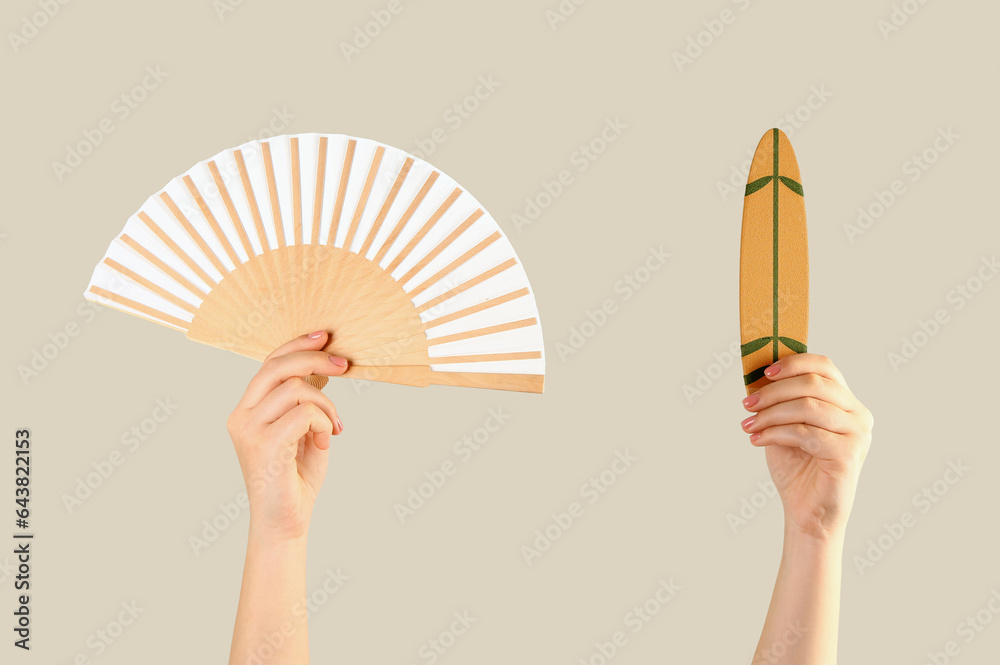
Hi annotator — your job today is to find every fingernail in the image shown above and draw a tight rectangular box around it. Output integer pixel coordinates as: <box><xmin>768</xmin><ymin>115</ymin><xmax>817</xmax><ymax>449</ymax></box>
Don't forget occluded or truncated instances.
<box><xmin>741</xmin><ymin>416</ymin><xmax>756</xmax><ymax>431</ymax></box>
<box><xmin>750</xmin><ymin>432</ymin><xmax>761</xmax><ymax>443</ymax></box>
<box><xmin>742</xmin><ymin>393</ymin><xmax>760</xmax><ymax>408</ymax></box>
<box><xmin>765</xmin><ymin>362</ymin><xmax>781</xmax><ymax>378</ymax></box>
<box><xmin>308</xmin><ymin>330</ymin><xmax>325</xmax><ymax>339</ymax></box>
<box><xmin>329</xmin><ymin>355</ymin><xmax>348</xmax><ymax>367</ymax></box>
<box><xmin>336</xmin><ymin>417</ymin><xmax>344</xmax><ymax>433</ymax></box>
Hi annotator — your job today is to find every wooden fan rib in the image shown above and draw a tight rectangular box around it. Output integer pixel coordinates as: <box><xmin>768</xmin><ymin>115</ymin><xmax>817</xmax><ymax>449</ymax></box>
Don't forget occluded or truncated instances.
<box><xmin>158</xmin><ymin>192</ymin><xmax>229</xmax><ymax>276</ymax></box>
<box><xmin>429</xmin><ymin>351</ymin><xmax>541</xmax><ymax>365</ymax></box>
<box><xmin>343</xmin><ymin>145</ymin><xmax>386</xmax><ymax>251</ymax></box>
<box><xmin>427</xmin><ymin>317</ymin><xmax>537</xmax><ymax>347</ymax></box>
<box><xmin>358</xmin><ymin>157</ymin><xmax>414</xmax><ymax>258</ymax></box>
<box><xmin>384</xmin><ymin>187</ymin><xmax>462</xmax><ymax>275</ymax></box>
<box><xmin>330</xmin><ymin>327</ymin><xmax>427</xmax><ymax>356</ymax></box>
<box><xmin>102</xmin><ymin>257</ymin><xmax>198</xmax><ymax>316</ymax></box>
<box><xmin>181</xmin><ymin>175</ymin><xmax>241</xmax><ymax>266</ymax></box>
<box><xmin>290</xmin><ymin>138</ymin><xmax>303</xmax><ymax>245</ymax></box>
<box><xmin>88</xmin><ymin>285</ymin><xmax>189</xmax><ymax>330</ymax></box>
<box><xmin>327</xmin><ymin>139</ymin><xmax>357</xmax><ymax>245</ymax></box>
<box><xmin>341</xmin><ymin>362</ymin><xmax>544</xmax><ymax>393</ymax></box>
<box><xmin>334</xmin><ymin>346</ymin><xmax>429</xmax><ymax>364</ymax></box>
<box><xmin>399</xmin><ymin>209</ymin><xmax>484</xmax><ymax>288</ymax></box>
<box><xmin>161</xmin><ymin>188</ymin><xmax>259</xmax><ymax>330</ymax></box>
<box><xmin>138</xmin><ymin>211</ymin><xmax>218</xmax><ymax>287</ymax></box>
<box><xmin>372</xmin><ymin>171</ymin><xmax>439</xmax><ymax>265</ymax></box>
<box><xmin>311</xmin><ymin>136</ymin><xmax>328</xmax><ymax>245</ymax></box>
<box><xmin>119</xmin><ymin>234</ymin><xmax>208</xmax><ymax>296</ymax></box>
<box><xmin>340</xmin><ymin>364</ymin><xmax>431</xmax><ymax>387</ymax></box>
<box><xmin>231</xmin><ymin>149</ymin><xmax>286</xmax><ymax>342</ymax></box>
<box><xmin>261</xmin><ymin>142</ymin><xmax>286</xmax><ymax>249</ymax></box>
<box><xmin>204</xmin><ymin>156</ymin><xmax>270</xmax><ymax>312</ymax></box>
<box><xmin>424</xmin><ymin>287</ymin><xmax>530</xmax><ymax>328</ymax></box>
<box><xmin>281</xmin><ymin>138</ymin><xmax>304</xmax><ymax>342</ymax></box>
<box><xmin>207</xmin><ymin>160</ymin><xmax>255</xmax><ymax>258</ymax></box>
<box><xmin>407</xmin><ymin>229</ymin><xmax>499</xmax><ymax>299</ymax></box>
<box><xmin>234</xmin><ymin>149</ymin><xmax>272</xmax><ymax>250</ymax></box>
<box><xmin>429</xmin><ymin>371</ymin><xmax>544</xmax><ymax>394</ymax></box>
<box><xmin>415</xmin><ymin>258</ymin><xmax>517</xmax><ymax>315</ymax></box>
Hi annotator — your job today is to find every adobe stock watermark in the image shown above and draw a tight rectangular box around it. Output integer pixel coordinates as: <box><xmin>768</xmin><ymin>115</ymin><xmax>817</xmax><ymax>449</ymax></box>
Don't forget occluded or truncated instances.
<box><xmin>852</xmin><ymin>459</ymin><xmax>969</xmax><ymax>576</ymax></box>
<box><xmin>393</xmin><ymin>407</ymin><xmax>512</xmax><ymax>524</ymax></box>
<box><xmin>241</xmin><ymin>568</ymin><xmax>350</xmax><ymax>665</ymax></box>
<box><xmin>189</xmin><ymin>438</ymin><xmax>302</xmax><ymax>555</ymax></box>
<box><xmin>409</xmin><ymin>75</ymin><xmax>502</xmax><ymax>160</ymax></box>
<box><xmin>753</xmin><ymin>621</ymin><xmax>807</xmax><ymax>665</ymax></box>
<box><xmin>243</xmin><ymin>106</ymin><xmax>296</xmax><ymax>143</ymax></box>
<box><xmin>715</xmin><ymin>85</ymin><xmax>834</xmax><ymax>202</ymax></box>
<box><xmin>877</xmin><ymin>0</ymin><xmax>932</xmax><ymax>41</ymax></box>
<box><xmin>520</xmin><ymin>449</ymin><xmax>638</xmax><ymax>566</ymax></box>
<box><xmin>340</xmin><ymin>0</ymin><xmax>417</xmax><ymax>63</ymax></box>
<box><xmin>61</xmin><ymin>398</ymin><xmax>180</xmax><ymax>514</ymax></box>
<box><xmin>843</xmin><ymin>126</ymin><xmax>959</xmax><ymax>244</ymax></box>
<box><xmin>509</xmin><ymin>116</ymin><xmax>628</xmax><ymax>233</ymax></box>
<box><xmin>681</xmin><ymin>284</ymin><xmax>797</xmax><ymax>404</ymax></box>
<box><xmin>406</xmin><ymin>611</ymin><xmax>477</xmax><ymax>665</ymax></box>
<box><xmin>554</xmin><ymin>246</ymin><xmax>671</xmax><ymax>362</ymax></box>
<box><xmin>348</xmin><ymin>271</ymin><xmax>465</xmax><ymax>397</ymax></box>
<box><xmin>682</xmin><ymin>340</ymin><xmax>740</xmax><ymax>405</ymax></box>
<box><xmin>576</xmin><ymin>578</ymin><xmax>682</xmax><ymax>665</ymax></box>
<box><xmin>545</xmin><ymin>0</ymin><xmax>590</xmax><ymax>31</ymax></box>
<box><xmin>672</xmin><ymin>0</ymin><xmax>755</xmax><ymax>73</ymax></box>
<box><xmin>189</xmin><ymin>489</ymin><xmax>249</xmax><ymax>556</ymax></box>
<box><xmin>724</xmin><ymin>471</ymin><xmax>791</xmax><ymax>535</ymax></box>
<box><xmin>919</xmin><ymin>588</ymin><xmax>1000</xmax><ymax>665</ymax></box>
<box><xmin>51</xmin><ymin>65</ymin><xmax>169</xmax><ymax>182</ymax></box>
<box><xmin>212</xmin><ymin>0</ymin><xmax>250</xmax><ymax>21</ymax></box>
<box><xmin>7</xmin><ymin>0</ymin><xmax>73</xmax><ymax>54</ymax></box>
<box><xmin>886</xmin><ymin>255</ymin><xmax>998</xmax><ymax>372</ymax></box>
<box><xmin>58</xmin><ymin>600</ymin><xmax>144</xmax><ymax>661</ymax></box>
<box><xmin>17</xmin><ymin>298</ymin><xmax>110</xmax><ymax>386</ymax></box>
<box><xmin>167</xmin><ymin>106</ymin><xmax>296</xmax><ymax>226</ymax></box>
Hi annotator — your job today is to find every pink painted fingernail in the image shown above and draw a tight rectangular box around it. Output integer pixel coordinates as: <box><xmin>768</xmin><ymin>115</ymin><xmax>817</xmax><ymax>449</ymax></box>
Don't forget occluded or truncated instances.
<box><xmin>308</xmin><ymin>330</ymin><xmax>325</xmax><ymax>339</ymax></box>
<box><xmin>329</xmin><ymin>355</ymin><xmax>348</xmax><ymax>367</ymax></box>
<box><xmin>741</xmin><ymin>416</ymin><xmax>755</xmax><ymax>431</ymax></box>
<box><xmin>750</xmin><ymin>432</ymin><xmax>761</xmax><ymax>443</ymax></box>
<box><xmin>336</xmin><ymin>417</ymin><xmax>344</xmax><ymax>433</ymax></box>
<box><xmin>742</xmin><ymin>393</ymin><xmax>760</xmax><ymax>408</ymax></box>
<box><xmin>765</xmin><ymin>362</ymin><xmax>781</xmax><ymax>378</ymax></box>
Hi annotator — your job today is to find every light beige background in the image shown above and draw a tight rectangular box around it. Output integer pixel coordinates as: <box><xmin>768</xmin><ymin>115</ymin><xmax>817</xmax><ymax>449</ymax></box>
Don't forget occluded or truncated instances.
<box><xmin>3</xmin><ymin>0</ymin><xmax>998</xmax><ymax>662</ymax></box>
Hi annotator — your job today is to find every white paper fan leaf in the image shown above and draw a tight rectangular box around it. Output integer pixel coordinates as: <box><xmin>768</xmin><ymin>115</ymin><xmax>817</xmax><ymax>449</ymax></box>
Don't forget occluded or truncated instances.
<box><xmin>85</xmin><ymin>133</ymin><xmax>545</xmax><ymax>393</ymax></box>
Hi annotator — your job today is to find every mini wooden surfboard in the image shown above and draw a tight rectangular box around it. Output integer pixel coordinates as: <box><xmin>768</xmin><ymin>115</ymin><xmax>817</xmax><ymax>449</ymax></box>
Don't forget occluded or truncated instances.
<box><xmin>740</xmin><ymin>128</ymin><xmax>809</xmax><ymax>395</ymax></box>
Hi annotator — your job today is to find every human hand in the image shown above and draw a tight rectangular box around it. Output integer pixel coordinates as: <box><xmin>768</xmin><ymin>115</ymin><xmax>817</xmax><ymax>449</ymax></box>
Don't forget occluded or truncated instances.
<box><xmin>226</xmin><ymin>331</ymin><xmax>348</xmax><ymax>542</ymax></box>
<box><xmin>740</xmin><ymin>353</ymin><xmax>874</xmax><ymax>541</ymax></box>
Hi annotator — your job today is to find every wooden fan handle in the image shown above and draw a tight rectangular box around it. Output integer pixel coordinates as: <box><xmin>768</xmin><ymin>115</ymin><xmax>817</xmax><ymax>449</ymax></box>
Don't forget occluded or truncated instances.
<box><xmin>304</xmin><ymin>375</ymin><xmax>329</xmax><ymax>390</ymax></box>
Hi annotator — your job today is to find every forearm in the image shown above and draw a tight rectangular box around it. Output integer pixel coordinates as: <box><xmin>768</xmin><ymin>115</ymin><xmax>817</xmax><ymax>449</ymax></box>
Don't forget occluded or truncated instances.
<box><xmin>752</xmin><ymin>523</ymin><xmax>844</xmax><ymax>665</ymax></box>
<box><xmin>229</xmin><ymin>524</ymin><xmax>310</xmax><ymax>665</ymax></box>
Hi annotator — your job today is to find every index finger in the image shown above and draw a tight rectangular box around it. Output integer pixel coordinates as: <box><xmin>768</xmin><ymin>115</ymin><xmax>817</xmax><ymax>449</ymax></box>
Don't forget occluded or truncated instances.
<box><xmin>238</xmin><ymin>332</ymin><xmax>348</xmax><ymax>408</ymax></box>
<box><xmin>762</xmin><ymin>353</ymin><xmax>847</xmax><ymax>387</ymax></box>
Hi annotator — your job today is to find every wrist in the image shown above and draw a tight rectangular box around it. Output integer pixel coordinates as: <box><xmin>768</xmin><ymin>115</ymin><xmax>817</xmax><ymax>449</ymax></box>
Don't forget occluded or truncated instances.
<box><xmin>247</xmin><ymin>517</ymin><xmax>311</xmax><ymax>549</ymax></box>
<box><xmin>783</xmin><ymin>519</ymin><xmax>845</xmax><ymax>554</ymax></box>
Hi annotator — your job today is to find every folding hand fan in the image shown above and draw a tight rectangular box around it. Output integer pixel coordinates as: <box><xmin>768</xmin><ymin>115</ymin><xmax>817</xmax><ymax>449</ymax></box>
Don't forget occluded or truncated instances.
<box><xmin>84</xmin><ymin>133</ymin><xmax>545</xmax><ymax>393</ymax></box>
<box><xmin>739</xmin><ymin>128</ymin><xmax>809</xmax><ymax>395</ymax></box>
